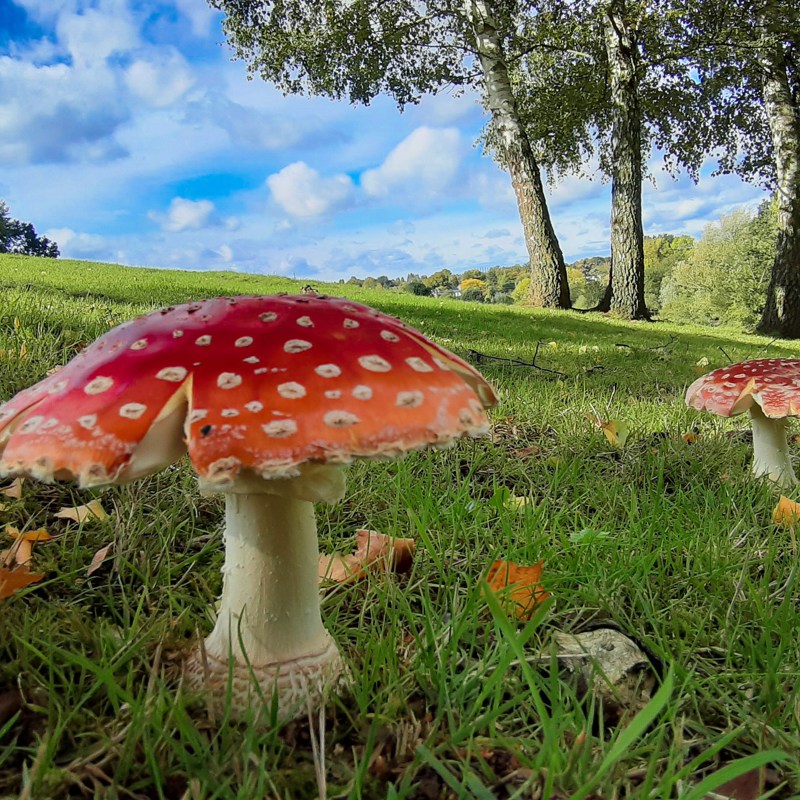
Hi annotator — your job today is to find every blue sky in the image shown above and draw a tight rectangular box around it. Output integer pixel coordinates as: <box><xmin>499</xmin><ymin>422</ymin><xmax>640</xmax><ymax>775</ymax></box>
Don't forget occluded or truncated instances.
<box><xmin>0</xmin><ymin>0</ymin><xmax>767</xmax><ymax>282</ymax></box>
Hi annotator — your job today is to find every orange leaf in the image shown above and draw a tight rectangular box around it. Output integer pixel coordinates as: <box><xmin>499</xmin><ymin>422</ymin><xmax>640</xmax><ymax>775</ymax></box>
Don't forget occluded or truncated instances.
<box><xmin>55</xmin><ymin>500</ymin><xmax>108</xmax><ymax>523</ymax></box>
<box><xmin>87</xmin><ymin>543</ymin><xmax>113</xmax><ymax>576</ymax></box>
<box><xmin>681</xmin><ymin>431</ymin><xmax>700</xmax><ymax>444</ymax></box>
<box><xmin>773</xmin><ymin>496</ymin><xmax>800</xmax><ymax>527</ymax></box>
<box><xmin>5</xmin><ymin>526</ymin><xmax>52</xmax><ymax>542</ymax></box>
<box><xmin>319</xmin><ymin>530</ymin><xmax>415</xmax><ymax>584</ymax></box>
<box><xmin>484</xmin><ymin>559</ymin><xmax>550</xmax><ymax>620</ymax></box>
<box><xmin>0</xmin><ymin>565</ymin><xmax>44</xmax><ymax>602</ymax></box>
<box><xmin>0</xmin><ymin>479</ymin><xmax>23</xmax><ymax>499</ymax></box>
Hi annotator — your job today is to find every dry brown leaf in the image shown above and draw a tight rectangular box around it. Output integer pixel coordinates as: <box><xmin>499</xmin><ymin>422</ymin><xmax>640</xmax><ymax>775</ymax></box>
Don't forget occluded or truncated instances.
<box><xmin>0</xmin><ymin>478</ymin><xmax>23</xmax><ymax>499</ymax></box>
<box><xmin>5</xmin><ymin>526</ymin><xmax>52</xmax><ymax>542</ymax></box>
<box><xmin>707</xmin><ymin>766</ymin><xmax>765</xmax><ymax>800</ymax></box>
<box><xmin>773</xmin><ymin>496</ymin><xmax>800</xmax><ymax>527</ymax></box>
<box><xmin>87</xmin><ymin>543</ymin><xmax>113</xmax><ymax>576</ymax></box>
<box><xmin>318</xmin><ymin>530</ymin><xmax>415</xmax><ymax>583</ymax></box>
<box><xmin>0</xmin><ymin>564</ymin><xmax>44</xmax><ymax>602</ymax></box>
<box><xmin>55</xmin><ymin>499</ymin><xmax>108</xmax><ymax>523</ymax></box>
<box><xmin>485</xmin><ymin>559</ymin><xmax>550</xmax><ymax>620</ymax></box>
<box><xmin>585</xmin><ymin>412</ymin><xmax>630</xmax><ymax>447</ymax></box>
<box><xmin>682</xmin><ymin>431</ymin><xmax>701</xmax><ymax>444</ymax></box>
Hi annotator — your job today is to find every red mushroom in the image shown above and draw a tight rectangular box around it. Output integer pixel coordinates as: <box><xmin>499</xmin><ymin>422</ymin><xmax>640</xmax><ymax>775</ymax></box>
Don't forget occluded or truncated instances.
<box><xmin>686</xmin><ymin>357</ymin><xmax>800</xmax><ymax>486</ymax></box>
<box><xmin>0</xmin><ymin>294</ymin><xmax>497</xmax><ymax>720</ymax></box>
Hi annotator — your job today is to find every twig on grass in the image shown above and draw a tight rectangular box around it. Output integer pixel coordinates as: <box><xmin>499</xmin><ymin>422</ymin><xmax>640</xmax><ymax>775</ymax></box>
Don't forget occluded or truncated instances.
<box><xmin>468</xmin><ymin>341</ymin><xmax>605</xmax><ymax>379</ymax></box>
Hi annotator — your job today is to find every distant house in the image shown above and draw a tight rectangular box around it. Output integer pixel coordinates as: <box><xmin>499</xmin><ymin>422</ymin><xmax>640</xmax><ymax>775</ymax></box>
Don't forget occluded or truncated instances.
<box><xmin>431</xmin><ymin>287</ymin><xmax>462</xmax><ymax>299</ymax></box>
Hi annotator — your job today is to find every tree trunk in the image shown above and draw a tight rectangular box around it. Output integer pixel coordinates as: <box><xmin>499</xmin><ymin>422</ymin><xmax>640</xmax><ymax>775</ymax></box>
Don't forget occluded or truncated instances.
<box><xmin>465</xmin><ymin>0</ymin><xmax>571</xmax><ymax>309</ymax></box>
<box><xmin>756</xmin><ymin>6</ymin><xmax>800</xmax><ymax>338</ymax></box>
<box><xmin>601</xmin><ymin>0</ymin><xmax>649</xmax><ymax>320</ymax></box>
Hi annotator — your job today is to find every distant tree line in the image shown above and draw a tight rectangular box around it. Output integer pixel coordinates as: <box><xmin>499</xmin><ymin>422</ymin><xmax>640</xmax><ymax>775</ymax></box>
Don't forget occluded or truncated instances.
<box><xmin>0</xmin><ymin>201</ymin><xmax>59</xmax><ymax>258</ymax></box>
<box><xmin>345</xmin><ymin>198</ymin><xmax>779</xmax><ymax>331</ymax></box>
<box><xmin>211</xmin><ymin>0</ymin><xmax>800</xmax><ymax>336</ymax></box>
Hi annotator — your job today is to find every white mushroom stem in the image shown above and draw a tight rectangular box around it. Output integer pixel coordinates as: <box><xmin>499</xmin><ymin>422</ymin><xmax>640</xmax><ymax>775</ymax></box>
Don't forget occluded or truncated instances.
<box><xmin>750</xmin><ymin>404</ymin><xmax>798</xmax><ymax>486</ymax></box>
<box><xmin>185</xmin><ymin>465</ymin><xmax>347</xmax><ymax>721</ymax></box>
<box><xmin>204</xmin><ymin>492</ymin><xmax>334</xmax><ymax>665</ymax></box>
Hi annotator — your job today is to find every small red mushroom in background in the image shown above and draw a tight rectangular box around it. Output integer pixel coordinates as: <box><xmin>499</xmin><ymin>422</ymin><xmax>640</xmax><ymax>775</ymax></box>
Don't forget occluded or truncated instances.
<box><xmin>0</xmin><ymin>294</ymin><xmax>497</xmax><ymax>722</ymax></box>
<box><xmin>686</xmin><ymin>357</ymin><xmax>800</xmax><ymax>486</ymax></box>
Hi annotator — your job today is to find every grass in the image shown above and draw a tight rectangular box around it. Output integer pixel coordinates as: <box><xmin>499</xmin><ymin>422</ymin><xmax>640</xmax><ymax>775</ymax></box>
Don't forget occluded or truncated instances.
<box><xmin>0</xmin><ymin>252</ymin><xmax>799</xmax><ymax>798</ymax></box>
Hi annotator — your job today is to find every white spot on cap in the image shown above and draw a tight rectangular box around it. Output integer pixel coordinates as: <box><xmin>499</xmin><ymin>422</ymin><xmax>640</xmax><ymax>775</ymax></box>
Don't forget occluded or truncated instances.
<box><xmin>397</xmin><ymin>391</ymin><xmax>424</xmax><ymax>408</ymax></box>
<box><xmin>245</xmin><ymin>401</ymin><xmax>263</xmax><ymax>413</ymax></box>
<box><xmin>19</xmin><ymin>415</ymin><xmax>45</xmax><ymax>434</ymax></box>
<box><xmin>359</xmin><ymin>355</ymin><xmax>391</xmax><ymax>372</ymax></box>
<box><xmin>218</xmin><ymin>372</ymin><xmax>243</xmax><ymax>390</ymax></box>
<box><xmin>406</xmin><ymin>357</ymin><xmax>433</xmax><ymax>373</ymax></box>
<box><xmin>325</xmin><ymin>390</ymin><xmax>342</xmax><ymax>399</ymax></box>
<box><xmin>84</xmin><ymin>376</ymin><xmax>114</xmax><ymax>395</ymax></box>
<box><xmin>130</xmin><ymin>338</ymin><xmax>148</xmax><ymax>351</ymax></box>
<box><xmin>433</xmin><ymin>357</ymin><xmax>450</xmax><ymax>371</ymax></box>
<box><xmin>284</xmin><ymin>339</ymin><xmax>312</xmax><ymax>353</ymax></box>
<box><xmin>352</xmin><ymin>385</ymin><xmax>373</xmax><ymax>400</ymax></box>
<box><xmin>297</xmin><ymin>316</ymin><xmax>314</xmax><ymax>327</ymax></box>
<box><xmin>343</xmin><ymin>305</ymin><xmax>358</xmax><ymax>313</ymax></box>
<box><xmin>221</xmin><ymin>409</ymin><xmax>240</xmax><ymax>418</ymax></box>
<box><xmin>173</xmin><ymin>330</ymin><xmax>184</xmax><ymax>338</ymax></box>
<box><xmin>315</xmin><ymin>364</ymin><xmax>341</xmax><ymax>378</ymax></box>
<box><xmin>324</xmin><ymin>410</ymin><xmax>360</xmax><ymax>428</ymax></box>
<box><xmin>189</xmin><ymin>409</ymin><xmax>208</xmax><ymax>423</ymax></box>
<box><xmin>78</xmin><ymin>414</ymin><xmax>97</xmax><ymax>430</ymax></box>
<box><xmin>380</xmin><ymin>330</ymin><xmax>400</xmax><ymax>342</ymax></box>
<box><xmin>259</xmin><ymin>312</ymin><xmax>278</xmax><ymax>322</ymax></box>
<box><xmin>254</xmin><ymin>368</ymin><xmax>268</xmax><ymax>375</ymax></box>
<box><xmin>156</xmin><ymin>367</ymin><xmax>188</xmax><ymax>382</ymax></box>
<box><xmin>262</xmin><ymin>419</ymin><xmax>297</xmax><ymax>437</ymax></box>
<box><xmin>343</xmin><ymin>318</ymin><xmax>359</xmax><ymax>329</ymax></box>
<box><xmin>235</xmin><ymin>336</ymin><xmax>254</xmax><ymax>348</ymax></box>
<box><xmin>119</xmin><ymin>403</ymin><xmax>147</xmax><ymax>420</ymax></box>
<box><xmin>48</xmin><ymin>379</ymin><xmax>69</xmax><ymax>395</ymax></box>
<box><xmin>195</xmin><ymin>335</ymin><xmax>212</xmax><ymax>346</ymax></box>
<box><xmin>277</xmin><ymin>382</ymin><xmax>306</xmax><ymax>399</ymax></box>
<box><xmin>243</xmin><ymin>356</ymin><xmax>260</xmax><ymax>364</ymax></box>
<box><xmin>41</xmin><ymin>418</ymin><xmax>59</xmax><ymax>430</ymax></box>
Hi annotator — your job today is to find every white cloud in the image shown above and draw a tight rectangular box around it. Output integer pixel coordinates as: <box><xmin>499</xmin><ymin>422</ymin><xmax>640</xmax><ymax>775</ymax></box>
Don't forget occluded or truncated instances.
<box><xmin>267</xmin><ymin>162</ymin><xmax>355</xmax><ymax>218</ymax></box>
<box><xmin>362</xmin><ymin>127</ymin><xmax>462</xmax><ymax>199</ymax></box>
<box><xmin>57</xmin><ymin>3</ymin><xmax>139</xmax><ymax>67</ymax></box>
<box><xmin>149</xmin><ymin>197</ymin><xmax>216</xmax><ymax>232</ymax></box>
<box><xmin>125</xmin><ymin>51</ymin><xmax>195</xmax><ymax>108</ymax></box>
<box><xmin>172</xmin><ymin>0</ymin><xmax>220</xmax><ymax>37</ymax></box>
<box><xmin>45</xmin><ymin>227</ymin><xmax>109</xmax><ymax>259</ymax></box>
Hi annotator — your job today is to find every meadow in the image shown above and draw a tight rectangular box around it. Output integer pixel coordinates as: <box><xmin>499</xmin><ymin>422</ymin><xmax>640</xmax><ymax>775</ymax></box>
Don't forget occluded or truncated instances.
<box><xmin>0</xmin><ymin>253</ymin><xmax>799</xmax><ymax>799</ymax></box>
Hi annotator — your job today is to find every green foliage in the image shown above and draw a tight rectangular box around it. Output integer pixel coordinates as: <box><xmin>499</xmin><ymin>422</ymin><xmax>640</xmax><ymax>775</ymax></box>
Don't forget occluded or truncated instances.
<box><xmin>660</xmin><ymin>201</ymin><xmax>777</xmax><ymax>326</ymax></box>
<box><xmin>0</xmin><ymin>200</ymin><xmax>59</xmax><ymax>258</ymax></box>
<box><xmin>643</xmin><ymin>234</ymin><xmax>695</xmax><ymax>311</ymax></box>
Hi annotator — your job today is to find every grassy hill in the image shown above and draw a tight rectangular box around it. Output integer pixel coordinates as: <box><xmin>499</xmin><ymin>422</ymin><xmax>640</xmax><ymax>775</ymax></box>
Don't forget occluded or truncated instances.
<box><xmin>0</xmin><ymin>254</ymin><xmax>798</xmax><ymax>797</ymax></box>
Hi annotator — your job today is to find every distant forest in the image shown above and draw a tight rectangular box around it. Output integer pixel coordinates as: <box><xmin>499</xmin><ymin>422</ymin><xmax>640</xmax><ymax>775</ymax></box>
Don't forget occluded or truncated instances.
<box><xmin>339</xmin><ymin>199</ymin><xmax>777</xmax><ymax>330</ymax></box>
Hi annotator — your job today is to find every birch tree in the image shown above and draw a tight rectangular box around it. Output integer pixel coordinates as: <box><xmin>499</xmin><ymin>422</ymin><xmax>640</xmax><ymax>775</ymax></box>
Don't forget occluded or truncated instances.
<box><xmin>209</xmin><ymin>0</ymin><xmax>572</xmax><ymax>308</ymax></box>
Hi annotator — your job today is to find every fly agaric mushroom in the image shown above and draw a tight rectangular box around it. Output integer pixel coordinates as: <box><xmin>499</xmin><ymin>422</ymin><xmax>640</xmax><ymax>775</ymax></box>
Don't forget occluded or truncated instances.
<box><xmin>0</xmin><ymin>294</ymin><xmax>497</xmax><ymax>720</ymax></box>
<box><xmin>686</xmin><ymin>357</ymin><xmax>800</xmax><ymax>486</ymax></box>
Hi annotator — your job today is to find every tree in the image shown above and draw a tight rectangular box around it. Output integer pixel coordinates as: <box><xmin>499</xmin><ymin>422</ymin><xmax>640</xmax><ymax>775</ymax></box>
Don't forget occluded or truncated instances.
<box><xmin>210</xmin><ymin>0</ymin><xmax>571</xmax><ymax>309</ymax></box>
<box><xmin>0</xmin><ymin>201</ymin><xmax>59</xmax><ymax>258</ymax></box>
<box><xmin>671</xmin><ymin>0</ymin><xmax>799</xmax><ymax>336</ymax></box>
<box><xmin>506</xmin><ymin>1</ymin><xmax>717</xmax><ymax>319</ymax></box>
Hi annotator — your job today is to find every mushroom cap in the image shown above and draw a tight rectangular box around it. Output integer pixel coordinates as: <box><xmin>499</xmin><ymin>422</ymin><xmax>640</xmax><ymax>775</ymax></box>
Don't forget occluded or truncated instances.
<box><xmin>0</xmin><ymin>294</ymin><xmax>498</xmax><ymax>488</ymax></box>
<box><xmin>686</xmin><ymin>358</ymin><xmax>800</xmax><ymax>418</ymax></box>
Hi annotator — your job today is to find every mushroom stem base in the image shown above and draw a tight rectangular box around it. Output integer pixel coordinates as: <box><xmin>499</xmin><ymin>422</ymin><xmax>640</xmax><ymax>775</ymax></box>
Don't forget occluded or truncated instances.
<box><xmin>184</xmin><ymin>636</ymin><xmax>346</xmax><ymax>723</ymax></box>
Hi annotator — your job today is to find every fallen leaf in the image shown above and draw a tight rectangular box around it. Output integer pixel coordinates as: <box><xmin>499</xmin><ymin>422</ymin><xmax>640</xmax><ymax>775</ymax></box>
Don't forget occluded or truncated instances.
<box><xmin>87</xmin><ymin>543</ymin><xmax>113</xmax><ymax>576</ymax></box>
<box><xmin>505</xmin><ymin>494</ymin><xmax>534</xmax><ymax>512</ymax></box>
<box><xmin>5</xmin><ymin>526</ymin><xmax>52</xmax><ymax>542</ymax></box>
<box><xmin>773</xmin><ymin>496</ymin><xmax>800</xmax><ymax>528</ymax></box>
<box><xmin>708</xmin><ymin>766</ymin><xmax>764</xmax><ymax>800</ymax></box>
<box><xmin>682</xmin><ymin>431</ymin><xmax>701</xmax><ymax>444</ymax></box>
<box><xmin>0</xmin><ymin>565</ymin><xmax>44</xmax><ymax>602</ymax></box>
<box><xmin>569</xmin><ymin>527</ymin><xmax>612</xmax><ymax>543</ymax></box>
<box><xmin>55</xmin><ymin>499</ymin><xmax>108</xmax><ymax>523</ymax></box>
<box><xmin>512</xmin><ymin>446</ymin><xmax>541</xmax><ymax>459</ymax></box>
<box><xmin>319</xmin><ymin>530</ymin><xmax>415</xmax><ymax>584</ymax></box>
<box><xmin>0</xmin><ymin>478</ymin><xmax>23</xmax><ymax>499</ymax></box>
<box><xmin>586</xmin><ymin>413</ymin><xmax>630</xmax><ymax>447</ymax></box>
<box><xmin>484</xmin><ymin>559</ymin><xmax>550</xmax><ymax>620</ymax></box>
